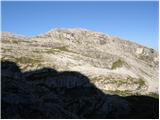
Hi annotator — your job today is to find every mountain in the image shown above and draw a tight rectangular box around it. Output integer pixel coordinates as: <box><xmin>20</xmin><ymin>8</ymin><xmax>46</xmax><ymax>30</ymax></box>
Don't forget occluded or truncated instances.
<box><xmin>1</xmin><ymin>28</ymin><xmax>159</xmax><ymax>118</ymax></box>
<box><xmin>1</xmin><ymin>28</ymin><xmax>158</xmax><ymax>94</ymax></box>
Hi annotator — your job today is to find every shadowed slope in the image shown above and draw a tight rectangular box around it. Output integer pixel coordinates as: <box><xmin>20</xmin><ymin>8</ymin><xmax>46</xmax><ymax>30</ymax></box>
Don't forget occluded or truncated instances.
<box><xmin>1</xmin><ymin>60</ymin><xmax>159</xmax><ymax>119</ymax></box>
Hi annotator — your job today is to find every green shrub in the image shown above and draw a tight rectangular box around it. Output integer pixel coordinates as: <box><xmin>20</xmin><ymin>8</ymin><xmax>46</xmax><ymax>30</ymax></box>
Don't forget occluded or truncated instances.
<box><xmin>111</xmin><ymin>59</ymin><xmax>125</xmax><ymax>69</ymax></box>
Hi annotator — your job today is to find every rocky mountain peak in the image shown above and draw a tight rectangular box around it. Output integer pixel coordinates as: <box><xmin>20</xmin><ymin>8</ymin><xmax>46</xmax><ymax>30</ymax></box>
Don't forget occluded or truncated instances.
<box><xmin>1</xmin><ymin>28</ymin><xmax>159</xmax><ymax>118</ymax></box>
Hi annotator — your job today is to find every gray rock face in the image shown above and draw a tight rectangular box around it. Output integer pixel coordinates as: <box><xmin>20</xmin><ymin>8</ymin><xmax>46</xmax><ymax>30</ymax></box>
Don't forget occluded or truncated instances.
<box><xmin>1</xmin><ymin>28</ymin><xmax>158</xmax><ymax>94</ymax></box>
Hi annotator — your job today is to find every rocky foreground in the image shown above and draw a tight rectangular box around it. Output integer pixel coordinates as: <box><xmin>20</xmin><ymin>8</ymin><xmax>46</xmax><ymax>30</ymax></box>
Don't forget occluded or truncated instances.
<box><xmin>1</xmin><ymin>28</ymin><xmax>159</xmax><ymax>118</ymax></box>
<box><xmin>1</xmin><ymin>60</ymin><xmax>159</xmax><ymax>118</ymax></box>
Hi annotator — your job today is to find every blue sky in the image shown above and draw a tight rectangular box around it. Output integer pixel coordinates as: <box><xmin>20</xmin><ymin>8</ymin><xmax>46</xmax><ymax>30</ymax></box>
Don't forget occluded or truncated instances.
<box><xmin>1</xmin><ymin>1</ymin><xmax>159</xmax><ymax>49</ymax></box>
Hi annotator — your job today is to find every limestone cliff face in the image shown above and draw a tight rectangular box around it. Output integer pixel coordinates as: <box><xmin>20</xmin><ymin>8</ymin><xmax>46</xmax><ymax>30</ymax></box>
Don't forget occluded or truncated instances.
<box><xmin>1</xmin><ymin>28</ymin><xmax>159</xmax><ymax>94</ymax></box>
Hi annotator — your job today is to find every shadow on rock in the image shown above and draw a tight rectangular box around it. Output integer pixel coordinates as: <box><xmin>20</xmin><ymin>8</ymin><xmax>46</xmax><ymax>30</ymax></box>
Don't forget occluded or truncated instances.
<box><xmin>1</xmin><ymin>60</ymin><xmax>159</xmax><ymax>119</ymax></box>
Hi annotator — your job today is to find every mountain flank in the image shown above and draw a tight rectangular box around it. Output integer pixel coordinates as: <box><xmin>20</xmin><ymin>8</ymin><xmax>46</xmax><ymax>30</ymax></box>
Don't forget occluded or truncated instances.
<box><xmin>1</xmin><ymin>28</ymin><xmax>159</xmax><ymax>118</ymax></box>
<box><xmin>1</xmin><ymin>28</ymin><xmax>158</xmax><ymax>95</ymax></box>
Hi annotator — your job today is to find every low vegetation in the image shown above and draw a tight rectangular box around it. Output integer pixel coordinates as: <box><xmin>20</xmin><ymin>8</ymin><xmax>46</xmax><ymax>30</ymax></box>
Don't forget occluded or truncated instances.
<box><xmin>15</xmin><ymin>56</ymin><xmax>41</xmax><ymax>64</ymax></box>
<box><xmin>2</xmin><ymin>48</ymin><xmax>12</xmax><ymax>52</ymax></box>
<box><xmin>107</xmin><ymin>90</ymin><xmax>132</xmax><ymax>96</ymax></box>
<box><xmin>56</xmin><ymin>46</ymin><xmax>70</xmax><ymax>52</ymax></box>
<box><xmin>147</xmin><ymin>92</ymin><xmax>159</xmax><ymax>99</ymax></box>
<box><xmin>111</xmin><ymin>59</ymin><xmax>126</xmax><ymax>69</ymax></box>
<box><xmin>107</xmin><ymin>90</ymin><xmax>159</xmax><ymax>99</ymax></box>
<box><xmin>92</xmin><ymin>76</ymin><xmax>146</xmax><ymax>91</ymax></box>
<box><xmin>45</xmin><ymin>46</ymin><xmax>70</xmax><ymax>54</ymax></box>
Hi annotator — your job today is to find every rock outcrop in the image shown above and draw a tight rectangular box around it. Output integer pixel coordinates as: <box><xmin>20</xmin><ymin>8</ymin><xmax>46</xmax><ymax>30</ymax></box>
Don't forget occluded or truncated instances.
<box><xmin>1</xmin><ymin>28</ymin><xmax>159</xmax><ymax>118</ymax></box>
<box><xmin>1</xmin><ymin>28</ymin><xmax>158</xmax><ymax>94</ymax></box>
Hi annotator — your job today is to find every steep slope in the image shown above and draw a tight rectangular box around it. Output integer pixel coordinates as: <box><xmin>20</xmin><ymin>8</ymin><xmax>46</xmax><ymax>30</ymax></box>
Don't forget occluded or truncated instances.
<box><xmin>1</xmin><ymin>28</ymin><xmax>159</xmax><ymax>95</ymax></box>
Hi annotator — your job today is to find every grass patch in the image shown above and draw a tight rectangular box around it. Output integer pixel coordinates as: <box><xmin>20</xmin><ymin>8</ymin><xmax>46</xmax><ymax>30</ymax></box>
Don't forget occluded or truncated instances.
<box><xmin>56</xmin><ymin>46</ymin><xmax>70</xmax><ymax>52</ymax></box>
<box><xmin>107</xmin><ymin>90</ymin><xmax>159</xmax><ymax>98</ymax></box>
<box><xmin>147</xmin><ymin>92</ymin><xmax>159</xmax><ymax>99</ymax></box>
<box><xmin>45</xmin><ymin>49</ymin><xmax>56</xmax><ymax>54</ymax></box>
<box><xmin>107</xmin><ymin>90</ymin><xmax>132</xmax><ymax>96</ymax></box>
<box><xmin>12</xmin><ymin>40</ymin><xmax>19</xmax><ymax>44</ymax></box>
<box><xmin>137</xmin><ymin>79</ymin><xmax>145</xmax><ymax>88</ymax></box>
<box><xmin>111</xmin><ymin>59</ymin><xmax>125</xmax><ymax>69</ymax></box>
<box><xmin>44</xmin><ymin>46</ymin><xmax>70</xmax><ymax>54</ymax></box>
<box><xmin>15</xmin><ymin>57</ymin><xmax>41</xmax><ymax>64</ymax></box>
<box><xmin>91</xmin><ymin>76</ymin><xmax>146</xmax><ymax>90</ymax></box>
<box><xmin>2</xmin><ymin>48</ymin><xmax>12</xmax><ymax>52</ymax></box>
